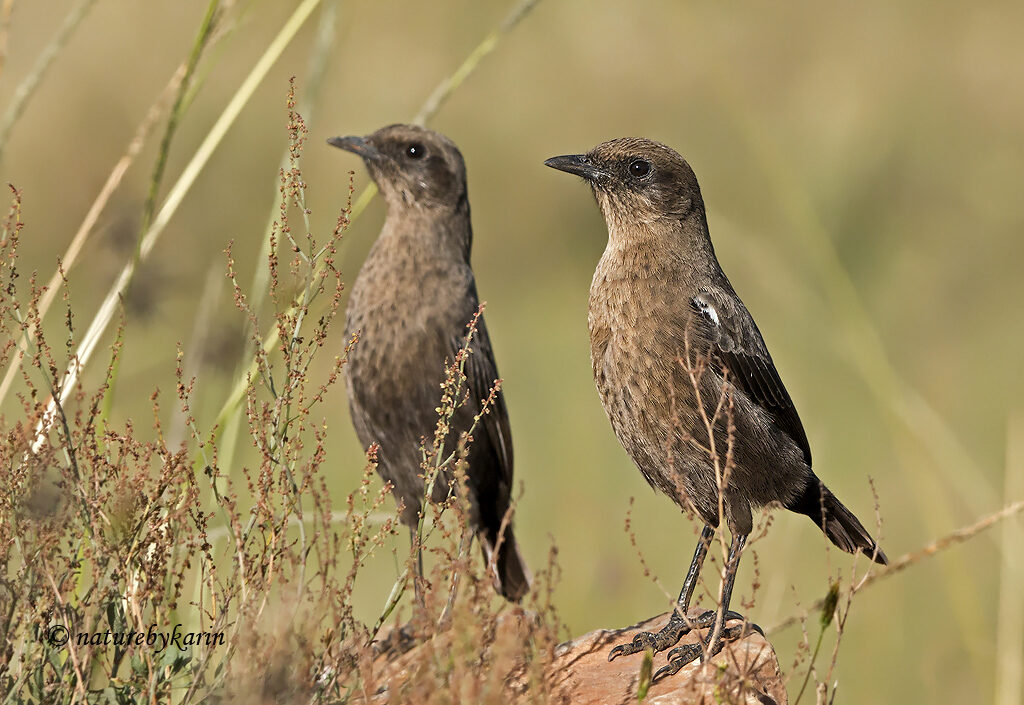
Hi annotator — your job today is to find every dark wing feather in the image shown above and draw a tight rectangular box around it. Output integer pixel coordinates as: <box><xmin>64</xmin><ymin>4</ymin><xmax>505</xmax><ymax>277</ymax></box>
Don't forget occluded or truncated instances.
<box><xmin>449</xmin><ymin>316</ymin><xmax>514</xmax><ymax>486</ymax></box>
<box><xmin>691</xmin><ymin>289</ymin><xmax>812</xmax><ymax>466</ymax></box>
<box><xmin>450</xmin><ymin>312</ymin><xmax>530</xmax><ymax>600</ymax></box>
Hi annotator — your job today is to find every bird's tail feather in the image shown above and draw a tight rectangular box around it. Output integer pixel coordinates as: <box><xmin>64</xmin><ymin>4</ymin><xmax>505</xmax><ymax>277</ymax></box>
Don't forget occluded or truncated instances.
<box><xmin>787</xmin><ymin>478</ymin><xmax>888</xmax><ymax>565</ymax></box>
<box><xmin>481</xmin><ymin>525</ymin><xmax>530</xmax><ymax>602</ymax></box>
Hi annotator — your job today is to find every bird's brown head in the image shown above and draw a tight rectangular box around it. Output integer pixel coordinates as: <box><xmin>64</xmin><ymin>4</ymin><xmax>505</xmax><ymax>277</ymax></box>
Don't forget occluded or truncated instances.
<box><xmin>328</xmin><ymin>124</ymin><xmax>467</xmax><ymax>211</ymax></box>
<box><xmin>545</xmin><ymin>138</ymin><xmax>705</xmax><ymax>233</ymax></box>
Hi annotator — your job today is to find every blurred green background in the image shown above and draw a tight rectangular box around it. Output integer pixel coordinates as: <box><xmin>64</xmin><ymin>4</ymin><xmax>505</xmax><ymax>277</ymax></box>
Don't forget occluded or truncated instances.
<box><xmin>3</xmin><ymin>0</ymin><xmax>1023</xmax><ymax>702</ymax></box>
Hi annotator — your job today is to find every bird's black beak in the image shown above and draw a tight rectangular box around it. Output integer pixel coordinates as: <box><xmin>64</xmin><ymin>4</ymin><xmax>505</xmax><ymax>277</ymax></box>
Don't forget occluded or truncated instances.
<box><xmin>327</xmin><ymin>135</ymin><xmax>384</xmax><ymax>162</ymax></box>
<box><xmin>544</xmin><ymin>154</ymin><xmax>609</xmax><ymax>182</ymax></box>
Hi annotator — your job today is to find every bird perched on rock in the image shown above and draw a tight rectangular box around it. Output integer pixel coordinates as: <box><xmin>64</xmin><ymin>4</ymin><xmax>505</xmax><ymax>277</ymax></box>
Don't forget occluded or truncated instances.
<box><xmin>545</xmin><ymin>138</ymin><xmax>886</xmax><ymax>678</ymax></box>
<box><xmin>329</xmin><ymin>124</ymin><xmax>528</xmax><ymax>602</ymax></box>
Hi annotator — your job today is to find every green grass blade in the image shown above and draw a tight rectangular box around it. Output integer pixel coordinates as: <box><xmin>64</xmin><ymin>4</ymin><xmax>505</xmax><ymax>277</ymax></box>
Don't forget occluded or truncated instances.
<box><xmin>995</xmin><ymin>417</ymin><xmax>1024</xmax><ymax>705</ymax></box>
<box><xmin>100</xmin><ymin>0</ymin><xmax>221</xmax><ymax>423</ymax></box>
<box><xmin>0</xmin><ymin>0</ymin><xmax>99</xmax><ymax>163</ymax></box>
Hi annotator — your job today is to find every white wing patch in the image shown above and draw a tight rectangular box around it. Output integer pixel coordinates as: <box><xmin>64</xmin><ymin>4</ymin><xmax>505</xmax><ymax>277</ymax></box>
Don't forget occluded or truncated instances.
<box><xmin>693</xmin><ymin>296</ymin><xmax>720</xmax><ymax>326</ymax></box>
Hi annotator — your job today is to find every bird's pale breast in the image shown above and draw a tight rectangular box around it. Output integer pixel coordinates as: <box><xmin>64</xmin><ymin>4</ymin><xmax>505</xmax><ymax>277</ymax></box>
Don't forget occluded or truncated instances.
<box><xmin>588</xmin><ymin>247</ymin><xmax>710</xmax><ymax>501</ymax></box>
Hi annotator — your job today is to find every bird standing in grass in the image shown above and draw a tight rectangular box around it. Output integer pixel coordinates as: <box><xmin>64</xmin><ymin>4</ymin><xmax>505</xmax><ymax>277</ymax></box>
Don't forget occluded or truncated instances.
<box><xmin>329</xmin><ymin>124</ymin><xmax>528</xmax><ymax>602</ymax></box>
<box><xmin>545</xmin><ymin>138</ymin><xmax>886</xmax><ymax>678</ymax></box>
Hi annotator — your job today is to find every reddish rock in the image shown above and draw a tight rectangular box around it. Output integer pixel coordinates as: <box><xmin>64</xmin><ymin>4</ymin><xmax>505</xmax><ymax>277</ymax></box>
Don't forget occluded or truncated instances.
<box><xmin>547</xmin><ymin>610</ymin><xmax>786</xmax><ymax>705</ymax></box>
<box><xmin>356</xmin><ymin>609</ymin><xmax>785</xmax><ymax>704</ymax></box>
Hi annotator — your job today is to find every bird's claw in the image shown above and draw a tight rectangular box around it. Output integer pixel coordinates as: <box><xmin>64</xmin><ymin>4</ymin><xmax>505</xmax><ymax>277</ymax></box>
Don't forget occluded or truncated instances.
<box><xmin>608</xmin><ymin>609</ymin><xmax>746</xmax><ymax>662</ymax></box>
<box><xmin>608</xmin><ymin>631</ymin><xmax>662</xmax><ymax>662</ymax></box>
<box><xmin>654</xmin><ymin>643</ymin><xmax>705</xmax><ymax>680</ymax></box>
<box><xmin>653</xmin><ymin>621</ymin><xmax>761</xmax><ymax>681</ymax></box>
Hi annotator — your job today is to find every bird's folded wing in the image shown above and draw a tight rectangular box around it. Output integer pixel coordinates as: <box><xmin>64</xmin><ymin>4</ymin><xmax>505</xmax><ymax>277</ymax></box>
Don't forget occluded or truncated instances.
<box><xmin>449</xmin><ymin>316</ymin><xmax>514</xmax><ymax>486</ymax></box>
<box><xmin>691</xmin><ymin>288</ymin><xmax>812</xmax><ymax>466</ymax></box>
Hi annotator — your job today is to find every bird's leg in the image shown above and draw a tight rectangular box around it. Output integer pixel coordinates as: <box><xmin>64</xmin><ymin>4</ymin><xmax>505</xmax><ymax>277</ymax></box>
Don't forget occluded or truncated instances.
<box><xmin>655</xmin><ymin>532</ymin><xmax>762</xmax><ymax>680</ymax></box>
<box><xmin>410</xmin><ymin>526</ymin><xmax>426</xmax><ymax>608</ymax></box>
<box><xmin>609</xmin><ymin>525</ymin><xmax>743</xmax><ymax>661</ymax></box>
<box><xmin>437</xmin><ymin>528</ymin><xmax>473</xmax><ymax>629</ymax></box>
<box><xmin>373</xmin><ymin>528</ymin><xmax>427</xmax><ymax>656</ymax></box>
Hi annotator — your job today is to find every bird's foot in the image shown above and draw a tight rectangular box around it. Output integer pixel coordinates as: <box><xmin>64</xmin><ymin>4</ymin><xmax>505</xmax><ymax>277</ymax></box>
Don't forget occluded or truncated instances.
<box><xmin>653</xmin><ymin>620</ymin><xmax>764</xmax><ymax>681</ymax></box>
<box><xmin>607</xmin><ymin>609</ymin><xmax>745</xmax><ymax>662</ymax></box>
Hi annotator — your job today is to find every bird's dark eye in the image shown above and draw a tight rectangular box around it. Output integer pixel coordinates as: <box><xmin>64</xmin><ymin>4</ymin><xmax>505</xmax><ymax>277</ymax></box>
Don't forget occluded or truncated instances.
<box><xmin>405</xmin><ymin>143</ymin><xmax>425</xmax><ymax>160</ymax></box>
<box><xmin>629</xmin><ymin>159</ymin><xmax>651</xmax><ymax>178</ymax></box>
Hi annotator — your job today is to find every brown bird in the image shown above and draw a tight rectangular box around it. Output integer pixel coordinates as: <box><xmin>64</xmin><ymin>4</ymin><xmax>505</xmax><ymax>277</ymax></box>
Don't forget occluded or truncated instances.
<box><xmin>329</xmin><ymin>124</ymin><xmax>529</xmax><ymax>601</ymax></box>
<box><xmin>545</xmin><ymin>138</ymin><xmax>886</xmax><ymax>678</ymax></box>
